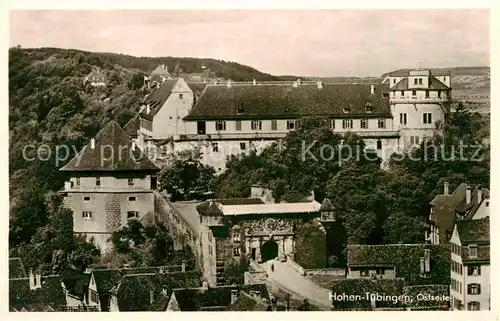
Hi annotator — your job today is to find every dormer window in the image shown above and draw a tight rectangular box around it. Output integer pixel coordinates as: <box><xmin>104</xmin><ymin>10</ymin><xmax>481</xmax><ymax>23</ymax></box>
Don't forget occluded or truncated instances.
<box><xmin>365</xmin><ymin>103</ymin><xmax>373</xmax><ymax>113</ymax></box>
<box><xmin>469</xmin><ymin>245</ymin><xmax>478</xmax><ymax>258</ymax></box>
<box><xmin>237</xmin><ymin>107</ymin><xmax>243</xmax><ymax>114</ymax></box>
<box><xmin>343</xmin><ymin>108</ymin><xmax>350</xmax><ymax>113</ymax></box>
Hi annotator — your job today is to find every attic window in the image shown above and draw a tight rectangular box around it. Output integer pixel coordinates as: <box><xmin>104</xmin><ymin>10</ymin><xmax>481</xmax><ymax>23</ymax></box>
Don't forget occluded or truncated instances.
<box><xmin>343</xmin><ymin>108</ymin><xmax>350</xmax><ymax>114</ymax></box>
<box><xmin>365</xmin><ymin>103</ymin><xmax>373</xmax><ymax>113</ymax></box>
<box><xmin>469</xmin><ymin>245</ymin><xmax>478</xmax><ymax>258</ymax></box>
<box><xmin>237</xmin><ymin>107</ymin><xmax>243</xmax><ymax>114</ymax></box>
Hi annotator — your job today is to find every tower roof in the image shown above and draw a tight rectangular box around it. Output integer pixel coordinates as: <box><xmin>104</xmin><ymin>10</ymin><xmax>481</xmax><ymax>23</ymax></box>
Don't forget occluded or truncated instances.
<box><xmin>60</xmin><ymin>121</ymin><xmax>159</xmax><ymax>172</ymax></box>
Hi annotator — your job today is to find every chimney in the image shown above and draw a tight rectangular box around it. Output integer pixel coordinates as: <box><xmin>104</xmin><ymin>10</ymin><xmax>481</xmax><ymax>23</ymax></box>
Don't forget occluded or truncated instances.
<box><xmin>371</xmin><ymin>85</ymin><xmax>375</xmax><ymax>94</ymax></box>
<box><xmin>150</xmin><ymin>290</ymin><xmax>155</xmax><ymax>305</ymax></box>
<box><xmin>202</xmin><ymin>280</ymin><xmax>209</xmax><ymax>291</ymax></box>
<box><xmin>132</xmin><ymin>141</ymin><xmax>136</xmax><ymax>150</ymax></box>
<box><xmin>297</xmin><ymin>78</ymin><xmax>301</xmax><ymax>85</ymax></box>
<box><xmin>477</xmin><ymin>185</ymin><xmax>482</xmax><ymax>202</ymax></box>
<box><xmin>161</xmin><ymin>286</ymin><xmax>168</xmax><ymax>297</ymax></box>
<box><xmin>253</xmin><ymin>79</ymin><xmax>257</xmax><ymax>85</ymax></box>
<box><xmin>146</xmin><ymin>104</ymin><xmax>151</xmax><ymax>114</ymax></box>
<box><xmin>29</xmin><ymin>269</ymin><xmax>35</xmax><ymax>290</ymax></box>
<box><xmin>443</xmin><ymin>182</ymin><xmax>449</xmax><ymax>195</ymax></box>
<box><xmin>90</xmin><ymin>138</ymin><xmax>95</xmax><ymax>150</ymax></box>
<box><xmin>317</xmin><ymin>81</ymin><xmax>323</xmax><ymax>89</ymax></box>
<box><xmin>35</xmin><ymin>273</ymin><xmax>42</xmax><ymax>289</ymax></box>
<box><xmin>466</xmin><ymin>185</ymin><xmax>472</xmax><ymax>205</ymax></box>
<box><xmin>292</xmin><ymin>81</ymin><xmax>298</xmax><ymax>88</ymax></box>
<box><xmin>230</xmin><ymin>289</ymin><xmax>238</xmax><ymax>304</ymax></box>
<box><xmin>227</xmin><ymin>79</ymin><xmax>232</xmax><ymax>88</ymax></box>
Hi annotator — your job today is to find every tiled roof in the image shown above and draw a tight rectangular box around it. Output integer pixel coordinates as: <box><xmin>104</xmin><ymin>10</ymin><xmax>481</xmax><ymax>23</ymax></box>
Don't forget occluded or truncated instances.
<box><xmin>113</xmin><ymin>271</ymin><xmax>200</xmax><ymax>311</ymax></box>
<box><xmin>227</xmin><ymin>291</ymin><xmax>272</xmax><ymax>311</ymax></box>
<box><xmin>9</xmin><ymin>275</ymin><xmax>66</xmax><ymax>312</ymax></box>
<box><xmin>390</xmin><ymin>77</ymin><xmax>449</xmax><ymax>90</ymax></box>
<box><xmin>388</xmin><ymin>69</ymin><xmax>451</xmax><ymax>77</ymax></box>
<box><xmin>147</xmin><ymin>292</ymin><xmax>170</xmax><ymax>311</ymax></box>
<box><xmin>86</xmin><ymin>70</ymin><xmax>105</xmax><ymax>82</ymax></box>
<box><xmin>9</xmin><ymin>258</ymin><xmax>27</xmax><ymax>279</ymax></box>
<box><xmin>151</xmin><ymin>64</ymin><xmax>170</xmax><ymax>76</ymax></box>
<box><xmin>456</xmin><ymin>218</ymin><xmax>489</xmax><ymax>245</ymax></box>
<box><xmin>461</xmin><ymin>245</ymin><xmax>489</xmax><ymax>263</ymax></box>
<box><xmin>429</xmin><ymin>184</ymin><xmax>489</xmax><ymax>243</ymax></box>
<box><xmin>185</xmin><ymin>83</ymin><xmax>391</xmax><ymax>120</ymax></box>
<box><xmin>347</xmin><ymin>244</ymin><xmax>451</xmax><ymax>285</ymax></box>
<box><xmin>171</xmin><ymin>284</ymin><xmax>270</xmax><ymax>311</ymax></box>
<box><xmin>320</xmin><ymin>198</ymin><xmax>335</xmax><ymax>211</ymax></box>
<box><xmin>123</xmin><ymin>114</ymin><xmax>140</xmax><ymax>138</ymax></box>
<box><xmin>92</xmin><ymin>269</ymin><xmax>124</xmax><ymax>293</ymax></box>
<box><xmin>196</xmin><ymin>198</ymin><xmax>265</xmax><ymax>214</ymax></box>
<box><xmin>61</xmin><ymin>268</ymin><xmax>90</xmax><ymax>299</ymax></box>
<box><xmin>187</xmin><ymin>82</ymin><xmax>209</xmax><ymax>97</ymax></box>
<box><xmin>142</xmin><ymin>79</ymin><xmax>178</xmax><ymax>117</ymax></box>
<box><xmin>60</xmin><ymin>121</ymin><xmax>159</xmax><ymax>172</ymax></box>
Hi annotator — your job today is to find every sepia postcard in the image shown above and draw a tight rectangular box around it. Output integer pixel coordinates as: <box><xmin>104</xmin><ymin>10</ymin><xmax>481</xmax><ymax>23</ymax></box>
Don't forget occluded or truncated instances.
<box><xmin>5</xmin><ymin>7</ymin><xmax>493</xmax><ymax>314</ymax></box>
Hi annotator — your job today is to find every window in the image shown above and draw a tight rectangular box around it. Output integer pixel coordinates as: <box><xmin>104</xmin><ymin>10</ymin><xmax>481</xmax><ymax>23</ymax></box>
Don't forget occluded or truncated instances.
<box><xmin>468</xmin><ymin>302</ymin><xmax>480</xmax><ymax>311</ymax></box>
<box><xmin>414</xmin><ymin>78</ymin><xmax>418</xmax><ymax>85</ymax></box>
<box><xmin>233</xmin><ymin>247</ymin><xmax>240</xmax><ymax>257</ymax></box>
<box><xmin>425</xmin><ymin>90</ymin><xmax>430</xmax><ymax>98</ymax></box>
<box><xmin>169</xmin><ymin>116</ymin><xmax>173</xmax><ymax>119</ymax></box>
<box><xmin>376</xmin><ymin>268</ymin><xmax>385</xmax><ymax>275</ymax></box>
<box><xmin>443</xmin><ymin>77</ymin><xmax>447</xmax><ymax>82</ymax></box>
<box><xmin>423</xmin><ymin>113</ymin><xmax>432</xmax><ymax>124</ymax></box>
<box><xmin>410</xmin><ymin>136</ymin><xmax>420</xmax><ymax>145</ymax></box>
<box><xmin>271</xmin><ymin>120</ymin><xmax>278</xmax><ymax>130</ymax></box>
<box><xmin>90</xmin><ymin>290</ymin><xmax>99</xmax><ymax>303</ymax></box>
<box><xmin>212</xmin><ymin>142</ymin><xmax>219</xmax><ymax>152</ymax></box>
<box><xmin>486</xmin><ymin>201</ymin><xmax>490</xmax><ymax>207</ymax></box>
<box><xmin>208</xmin><ymin>232</ymin><xmax>212</xmax><ymax>243</ymax></box>
<box><xmin>240</xmin><ymin>142</ymin><xmax>246</xmax><ymax>150</ymax></box>
<box><xmin>393</xmin><ymin>79</ymin><xmax>396</xmax><ymax>84</ymax></box>
<box><xmin>82</xmin><ymin>211</ymin><xmax>93</xmax><ymax>220</ymax></box>
<box><xmin>128</xmin><ymin>196</ymin><xmax>136</xmax><ymax>202</ymax></box>
<box><xmin>382</xmin><ymin>93</ymin><xmax>389</xmax><ymax>98</ymax></box>
<box><xmin>237</xmin><ymin>107</ymin><xmax>243</xmax><ymax>114</ymax></box>
<box><xmin>128</xmin><ymin>178</ymin><xmax>134</xmax><ymax>186</ymax></box>
<box><xmin>360</xmin><ymin>269</ymin><xmax>369</xmax><ymax>277</ymax></box>
<box><xmin>400</xmin><ymin>90</ymin><xmax>404</xmax><ymax>97</ymax></box>
<box><xmin>127</xmin><ymin>211</ymin><xmax>139</xmax><ymax>219</ymax></box>
<box><xmin>467</xmin><ymin>283</ymin><xmax>481</xmax><ymax>295</ymax></box>
<box><xmin>378</xmin><ymin>119</ymin><xmax>386</xmax><ymax>128</ymax></box>
<box><xmin>412</xmin><ymin>90</ymin><xmax>417</xmax><ymax>96</ymax></box>
<box><xmin>215</xmin><ymin>121</ymin><xmax>226</xmax><ymax>131</ymax></box>
<box><xmin>342</xmin><ymin>119</ymin><xmax>353</xmax><ymax>129</ymax></box>
<box><xmin>251</xmin><ymin>120</ymin><xmax>262</xmax><ymax>130</ymax></box>
<box><xmin>232</xmin><ymin>233</ymin><xmax>240</xmax><ymax>243</ymax></box>
<box><xmin>360</xmin><ymin>119</ymin><xmax>368</xmax><ymax>129</ymax></box>
<box><xmin>96</xmin><ymin>177</ymin><xmax>100</xmax><ymax>186</ymax></box>
<box><xmin>469</xmin><ymin>246</ymin><xmax>478</xmax><ymax>258</ymax></box>
<box><xmin>235</xmin><ymin>120</ymin><xmax>242</xmax><ymax>131</ymax></box>
<box><xmin>83</xmin><ymin>196</ymin><xmax>91</xmax><ymax>202</ymax></box>
<box><xmin>286</xmin><ymin>120</ymin><xmax>296</xmax><ymax>130</ymax></box>
<box><xmin>468</xmin><ymin>265</ymin><xmax>481</xmax><ymax>276</ymax></box>
<box><xmin>377</xmin><ymin>140</ymin><xmax>382</xmax><ymax>150</ymax></box>
<box><xmin>400</xmin><ymin>113</ymin><xmax>407</xmax><ymax>125</ymax></box>
<box><xmin>179</xmin><ymin>93</ymin><xmax>183</xmax><ymax>99</ymax></box>
<box><xmin>343</xmin><ymin>108</ymin><xmax>350</xmax><ymax>113</ymax></box>
<box><xmin>329</xmin><ymin>119</ymin><xmax>335</xmax><ymax>130</ymax></box>
<box><xmin>208</xmin><ymin>245</ymin><xmax>213</xmax><ymax>255</ymax></box>
<box><xmin>76</xmin><ymin>178</ymin><xmax>80</xmax><ymax>186</ymax></box>
<box><xmin>438</xmin><ymin>90</ymin><xmax>442</xmax><ymax>98</ymax></box>
<box><xmin>418</xmin><ymin>78</ymin><xmax>423</xmax><ymax>85</ymax></box>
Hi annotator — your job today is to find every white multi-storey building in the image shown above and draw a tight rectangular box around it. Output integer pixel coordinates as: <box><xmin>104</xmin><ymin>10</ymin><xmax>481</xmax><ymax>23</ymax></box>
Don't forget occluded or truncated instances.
<box><xmin>127</xmin><ymin>68</ymin><xmax>452</xmax><ymax>173</ymax></box>
<box><xmin>449</xmin><ymin>218</ymin><xmax>490</xmax><ymax>311</ymax></box>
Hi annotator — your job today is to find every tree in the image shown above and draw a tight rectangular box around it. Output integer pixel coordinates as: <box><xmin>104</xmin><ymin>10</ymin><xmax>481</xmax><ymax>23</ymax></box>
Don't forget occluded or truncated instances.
<box><xmin>159</xmin><ymin>148</ymin><xmax>216</xmax><ymax>198</ymax></box>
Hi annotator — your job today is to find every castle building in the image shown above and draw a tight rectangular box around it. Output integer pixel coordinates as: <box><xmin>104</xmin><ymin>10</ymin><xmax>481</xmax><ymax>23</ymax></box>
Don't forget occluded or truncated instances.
<box><xmin>388</xmin><ymin>69</ymin><xmax>451</xmax><ymax>147</ymax></box>
<box><xmin>449</xmin><ymin>218</ymin><xmax>490</xmax><ymax>311</ymax></box>
<box><xmin>60</xmin><ymin>121</ymin><xmax>160</xmax><ymax>252</ymax></box>
<box><xmin>127</xmin><ymin>68</ymin><xmax>452</xmax><ymax>173</ymax></box>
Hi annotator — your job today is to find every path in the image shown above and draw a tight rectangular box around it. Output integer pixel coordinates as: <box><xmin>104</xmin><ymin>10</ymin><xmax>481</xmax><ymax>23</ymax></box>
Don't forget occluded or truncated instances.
<box><xmin>259</xmin><ymin>260</ymin><xmax>332</xmax><ymax>311</ymax></box>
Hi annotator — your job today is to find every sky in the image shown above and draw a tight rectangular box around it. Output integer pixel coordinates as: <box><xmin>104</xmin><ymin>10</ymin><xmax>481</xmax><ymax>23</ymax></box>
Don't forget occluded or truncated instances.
<box><xmin>9</xmin><ymin>10</ymin><xmax>490</xmax><ymax>77</ymax></box>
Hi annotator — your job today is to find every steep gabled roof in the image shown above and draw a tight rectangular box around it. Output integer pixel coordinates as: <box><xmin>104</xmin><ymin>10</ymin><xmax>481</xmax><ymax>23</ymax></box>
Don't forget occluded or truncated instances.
<box><xmin>61</xmin><ymin>268</ymin><xmax>90</xmax><ymax>299</ymax></box>
<box><xmin>151</xmin><ymin>64</ymin><xmax>170</xmax><ymax>76</ymax></box>
<box><xmin>456</xmin><ymin>218</ymin><xmax>490</xmax><ymax>245</ymax></box>
<box><xmin>171</xmin><ymin>283</ymin><xmax>271</xmax><ymax>311</ymax></box>
<box><xmin>86</xmin><ymin>69</ymin><xmax>105</xmax><ymax>82</ymax></box>
<box><xmin>320</xmin><ymin>198</ymin><xmax>335</xmax><ymax>211</ymax></box>
<box><xmin>9</xmin><ymin>258</ymin><xmax>27</xmax><ymax>279</ymax></box>
<box><xmin>9</xmin><ymin>275</ymin><xmax>66</xmax><ymax>311</ymax></box>
<box><xmin>60</xmin><ymin>121</ymin><xmax>159</xmax><ymax>172</ymax></box>
<box><xmin>185</xmin><ymin>83</ymin><xmax>391</xmax><ymax>120</ymax></box>
<box><xmin>92</xmin><ymin>269</ymin><xmax>124</xmax><ymax>293</ymax></box>
<box><xmin>227</xmin><ymin>290</ymin><xmax>272</xmax><ymax>311</ymax></box>
<box><xmin>123</xmin><ymin>114</ymin><xmax>141</xmax><ymax>138</ymax></box>
<box><xmin>141</xmin><ymin>79</ymin><xmax>178</xmax><ymax>117</ymax></box>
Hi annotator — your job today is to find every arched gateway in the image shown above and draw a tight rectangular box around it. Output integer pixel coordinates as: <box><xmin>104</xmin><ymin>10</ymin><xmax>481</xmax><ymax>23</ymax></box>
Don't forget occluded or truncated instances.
<box><xmin>261</xmin><ymin>240</ymin><xmax>279</xmax><ymax>262</ymax></box>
